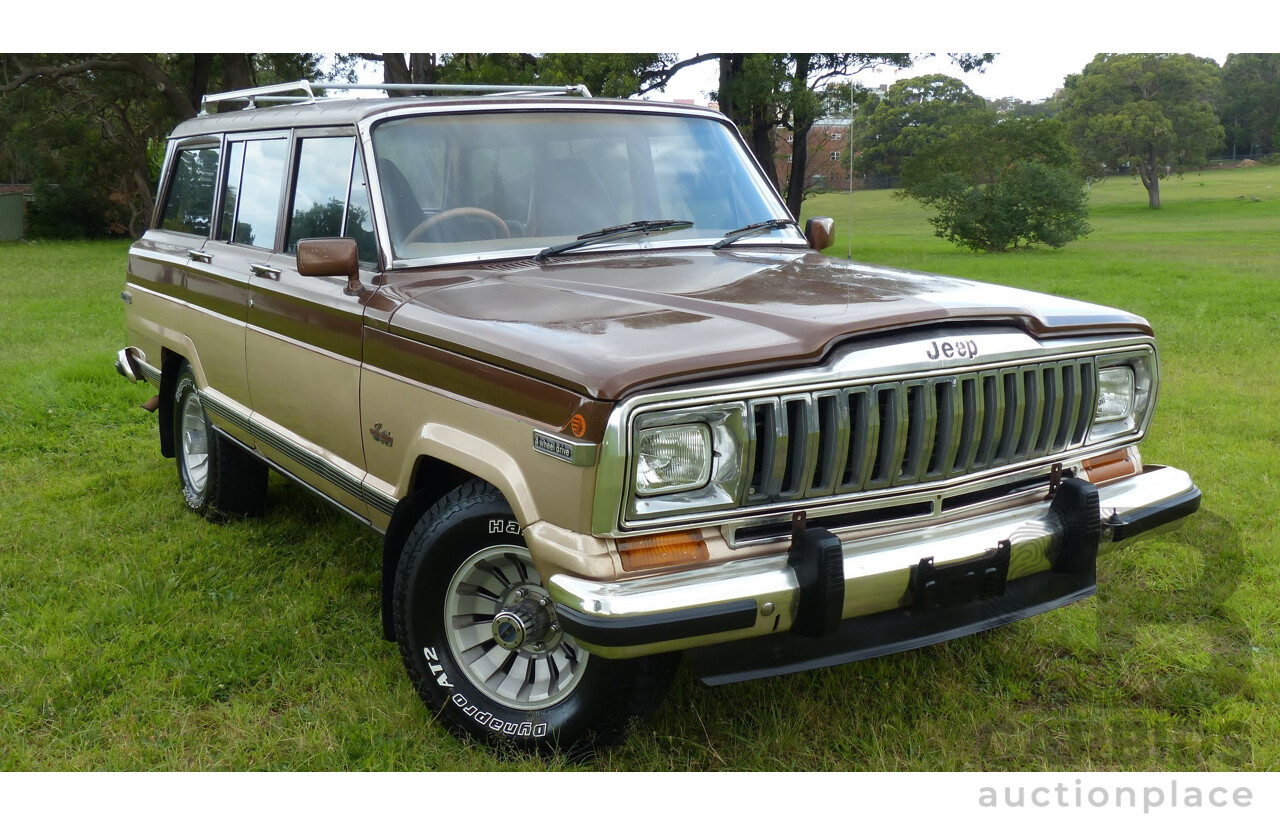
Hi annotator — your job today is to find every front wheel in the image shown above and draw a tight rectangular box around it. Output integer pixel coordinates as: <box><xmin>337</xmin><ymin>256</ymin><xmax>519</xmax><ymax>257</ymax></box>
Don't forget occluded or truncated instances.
<box><xmin>393</xmin><ymin>480</ymin><xmax>673</xmax><ymax>753</ymax></box>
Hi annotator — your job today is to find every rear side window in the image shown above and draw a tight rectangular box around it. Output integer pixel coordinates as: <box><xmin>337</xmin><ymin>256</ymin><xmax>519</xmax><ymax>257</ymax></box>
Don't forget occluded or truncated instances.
<box><xmin>160</xmin><ymin>146</ymin><xmax>220</xmax><ymax>236</ymax></box>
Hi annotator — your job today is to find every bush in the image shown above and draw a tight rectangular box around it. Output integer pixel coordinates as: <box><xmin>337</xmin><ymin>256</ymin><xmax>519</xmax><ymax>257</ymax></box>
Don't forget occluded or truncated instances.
<box><xmin>900</xmin><ymin>115</ymin><xmax>1091</xmax><ymax>253</ymax></box>
<box><xmin>907</xmin><ymin>162</ymin><xmax>1091</xmax><ymax>252</ymax></box>
<box><xmin>26</xmin><ymin>182</ymin><xmax>114</xmax><ymax>240</ymax></box>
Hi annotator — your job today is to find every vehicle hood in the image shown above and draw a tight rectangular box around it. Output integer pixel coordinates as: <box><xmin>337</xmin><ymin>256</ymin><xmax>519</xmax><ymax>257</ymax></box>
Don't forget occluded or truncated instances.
<box><xmin>382</xmin><ymin>248</ymin><xmax>1151</xmax><ymax>400</ymax></box>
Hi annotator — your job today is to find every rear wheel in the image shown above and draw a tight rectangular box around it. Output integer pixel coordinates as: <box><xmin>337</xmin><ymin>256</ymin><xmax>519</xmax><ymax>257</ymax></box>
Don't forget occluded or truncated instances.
<box><xmin>393</xmin><ymin>480</ymin><xmax>674</xmax><ymax>753</ymax></box>
<box><xmin>173</xmin><ymin>362</ymin><xmax>267</xmax><ymax>520</ymax></box>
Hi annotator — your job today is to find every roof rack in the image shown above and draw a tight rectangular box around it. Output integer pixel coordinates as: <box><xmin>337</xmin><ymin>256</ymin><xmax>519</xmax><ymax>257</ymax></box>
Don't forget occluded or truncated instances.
<box><xmin>199</xmin><ymin>80</ymin><xmax>592</xmax><ymax>115</ymax></box>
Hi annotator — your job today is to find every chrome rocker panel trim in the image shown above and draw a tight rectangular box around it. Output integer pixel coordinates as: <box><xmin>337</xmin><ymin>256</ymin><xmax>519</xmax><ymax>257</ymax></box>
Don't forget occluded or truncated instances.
<box><xmin>549</xmin><ymin>466</ymin><xmax>1199</xmax><ymax>674</ymax></box>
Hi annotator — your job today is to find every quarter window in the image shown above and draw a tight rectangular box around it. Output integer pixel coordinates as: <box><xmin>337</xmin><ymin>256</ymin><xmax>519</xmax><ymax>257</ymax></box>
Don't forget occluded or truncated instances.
<box><xmin>217</xmin><ymin>142</ymin><xmax>244</xmax><ymax>242</ymax></box>
<box><xmin>160</xmin><ymin>146</ymin><xmax>220</xmax><ymax>236</ymax></box>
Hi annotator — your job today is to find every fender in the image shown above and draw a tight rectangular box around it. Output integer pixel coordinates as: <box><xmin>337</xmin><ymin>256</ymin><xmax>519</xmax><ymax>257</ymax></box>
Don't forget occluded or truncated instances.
<box><xmin>400</xmin><ymin>423</ymin><xmax>540</xmax><ymax>527</ymax></box>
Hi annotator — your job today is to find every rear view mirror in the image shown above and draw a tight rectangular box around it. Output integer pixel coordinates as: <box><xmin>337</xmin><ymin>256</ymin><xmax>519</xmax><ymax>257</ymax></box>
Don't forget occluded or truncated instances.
<box><xmin>805</xmin><ymin>217</ymin><xmax>835</xmax><ymax>251</ymax></box>
<box><xmin>297</xmin><ymin>237</ymin><xmax>363</xmax><ymax>295</ymax></box>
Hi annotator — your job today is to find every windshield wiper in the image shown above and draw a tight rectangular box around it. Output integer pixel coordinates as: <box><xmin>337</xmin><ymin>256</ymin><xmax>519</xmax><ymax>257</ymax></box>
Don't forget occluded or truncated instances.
<box><xmin>711</xmin><ymin>218</ymin><xmax>798</xmax><ymax>249</ymax></box>
<box><xmin>534</xmin><ymin>219</ymin><xmax>694</xmax><ymax>262</ymax></box>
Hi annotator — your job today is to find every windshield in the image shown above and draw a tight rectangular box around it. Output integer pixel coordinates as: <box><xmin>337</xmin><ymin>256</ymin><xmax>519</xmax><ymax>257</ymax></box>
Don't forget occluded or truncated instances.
<box><xmin>370</xmin><ymin>110</ymin><xmax>798</xmax><ymax>261</ymax></box>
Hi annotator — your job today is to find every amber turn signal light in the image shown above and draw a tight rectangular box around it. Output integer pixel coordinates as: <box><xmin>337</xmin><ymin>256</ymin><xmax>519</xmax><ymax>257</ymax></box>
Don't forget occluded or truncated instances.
<box><xmin>1082</xmin><ymin>449</ymin><xmax>1137</xmax><ymax>484</ymax></box>
<box><xmin>617</xmin><ymin>530</ymin><xmax>709</xmax><ymax>572</ymax></box>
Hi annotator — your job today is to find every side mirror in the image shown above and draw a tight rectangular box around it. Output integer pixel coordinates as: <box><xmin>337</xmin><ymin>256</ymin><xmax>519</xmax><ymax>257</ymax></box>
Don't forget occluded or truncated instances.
<box><xmin>805</xmin><ymin>217</ymin><xmax>835</xmax><ymax>251</ymax></box>
<box><xmin>297</xmin><ymin>238</ymin><xmax>363</xmax><ymax>296</ymax></box>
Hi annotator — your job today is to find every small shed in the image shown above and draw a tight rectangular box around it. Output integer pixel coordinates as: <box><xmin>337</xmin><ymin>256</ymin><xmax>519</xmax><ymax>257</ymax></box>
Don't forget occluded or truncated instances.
<box><xmin>0</xmin><ymin>185</ymin><xmax>33</xmax><ymax>241</ymax></box>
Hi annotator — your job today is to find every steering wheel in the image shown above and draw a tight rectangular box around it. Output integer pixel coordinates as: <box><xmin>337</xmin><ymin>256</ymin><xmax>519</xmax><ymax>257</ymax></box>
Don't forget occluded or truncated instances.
<box><xmin>403</xmin><ymin>207</ymin><xmax>511</xmax><ymax>244</ymax></box>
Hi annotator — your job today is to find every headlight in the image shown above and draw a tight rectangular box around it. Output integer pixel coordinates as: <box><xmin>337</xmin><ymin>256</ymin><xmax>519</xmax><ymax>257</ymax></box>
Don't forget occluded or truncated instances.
<box><xmin>636</xmin><ymin>424</ymin><xmax>712</xmax><ymax>495</ymax></box>
<box><xmin>1089</xmin><ymin>350</ymin><xmax>1156</xmax><ymax>443</ymax></box>
<box><xmin>627</xmin><ymin>403</ymin><xmax>749</xmax><ymax>521</ymax></box>
<box><xmin>1095</xmin><ymin>366</ymin><xmax>1135</xmax><ymax>422</ymax></box>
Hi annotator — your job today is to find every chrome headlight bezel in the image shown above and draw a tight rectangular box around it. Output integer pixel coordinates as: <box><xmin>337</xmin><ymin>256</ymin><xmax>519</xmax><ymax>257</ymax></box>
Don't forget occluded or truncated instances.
<box><xmin>1088</xmin><ymin>350</ymin><xmax>1157</xmax><ymax>444</ymax></box>
<box><xmin>626</xmin><ymin>403</ymin><xmax>749</xmax><ymax>522</ymax></box>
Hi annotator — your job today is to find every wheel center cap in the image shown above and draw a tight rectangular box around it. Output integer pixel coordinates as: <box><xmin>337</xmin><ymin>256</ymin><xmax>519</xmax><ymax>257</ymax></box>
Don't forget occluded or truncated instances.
<box><xmin>492</xmin><ymin>597</ymin><xmax>551</xmax><ymax>651</ymax></box>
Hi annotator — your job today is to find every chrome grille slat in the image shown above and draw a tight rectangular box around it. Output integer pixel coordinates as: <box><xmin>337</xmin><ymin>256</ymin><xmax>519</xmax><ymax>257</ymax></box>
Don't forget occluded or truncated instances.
<box><xmin>951</xmin><ymin>376</ymin><xmax>981</xmax><ymax>476</ymax></box>
<box><xmin>1054</xmin><ymin>362</ymin><xmax>1079</xmax><ymax>452</ymax></box>
<box><xmin>996</xmin><ymin>368</ymin><xmax>1023</xmax><ymax>466</ymax></box>
<box><xmin>738</xmin><ymin>357</ymin><xmax>1095</xmax><ymax>507</ymax></box>
<box><xmin>778</xmin><ymin>394</ymin><xmax>818</xmax><ymax>501</ymax></box>
<box><xmin>809</xmin><ymin>391</ymin><xmax>847</xmax><ymax>497</ymax></box>
<box><xmin>1074</xmin><ymin>359</ymin><xmax>1097</xmax><ymax>445</ymax></box>
<box><xmin>839</xmin><ymin>388</ymin><xmax>877</xmax><ymax>492</ymax></box>
<box><xmin>1015</xmin><ymin>365</ymin><xmax>1041</xmax><ymax>460</ymax></box>
<box><xmin>1035</xmin><ymin>365</ymin><xmax>1064</xmax><ymax>458</ymax></box>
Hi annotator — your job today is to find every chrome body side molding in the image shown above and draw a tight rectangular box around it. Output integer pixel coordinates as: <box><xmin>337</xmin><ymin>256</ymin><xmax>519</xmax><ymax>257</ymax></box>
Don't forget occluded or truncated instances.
<box><xmin>199</xmin><ymin>387</ymin><xmax>397</xmax><ymax>517</ymax></box>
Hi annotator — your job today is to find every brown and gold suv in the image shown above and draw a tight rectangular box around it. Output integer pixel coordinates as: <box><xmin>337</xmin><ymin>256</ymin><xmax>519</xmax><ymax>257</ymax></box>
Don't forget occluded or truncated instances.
<box><xmin>115</xmin><ymin>80</ymin><xmax>1200</xmax><ymax>751</ymax></box>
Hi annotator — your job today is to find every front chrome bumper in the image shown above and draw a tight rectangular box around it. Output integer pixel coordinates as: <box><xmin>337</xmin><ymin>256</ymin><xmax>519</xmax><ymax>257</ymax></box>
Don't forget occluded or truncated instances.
<box><xmin>548</xmin><ymin>466</ymin><xmax>1200</xmax><ymax>678</ymax></box>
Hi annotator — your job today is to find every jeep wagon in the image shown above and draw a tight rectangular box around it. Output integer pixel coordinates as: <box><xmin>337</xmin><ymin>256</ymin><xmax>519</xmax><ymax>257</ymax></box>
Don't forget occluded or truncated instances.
<box><xmin>115</xmin><ymin>80</ymin><xmax>1201</xmax><ymax>751</ymax></box>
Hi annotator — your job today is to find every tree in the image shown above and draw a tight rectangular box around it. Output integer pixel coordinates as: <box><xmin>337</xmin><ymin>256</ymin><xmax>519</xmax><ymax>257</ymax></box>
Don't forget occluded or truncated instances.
<box><xmin>357</xmin><ymin>53</ymin><xmax>705</xmax><ymax>99</ymax></box>
<box><xmin>0</xmin><ymin>54</ymin><xmax>327</xmax><ymax>235</ymax></box>
<box><xmin>1219</xmin><ymin>53</ymin><xmax>1280</xmax><ymax>158</ymax></box>
<box><xmin>900</xmin><ymin>115</ymin><xmax>1091</xmax><ymax>252</ymax></box>
<box><xmin>851</xmin><ymin>74</ymin><xmax>988</xmax><ymax>179</ymax></box>
<box><xmin>990</xmin><ymin>94</ymin><xmax>1063</xmax><ymax>119</ymax></box>
<box><xmin>715</xmin><ymin>53</ymin><xmax>924</xmax><ymax>217</ymax></box>
<box><xmin>1061</xmin><ymin>53</ymin><xmax>1223</xmax><ymax>209</ymax></box>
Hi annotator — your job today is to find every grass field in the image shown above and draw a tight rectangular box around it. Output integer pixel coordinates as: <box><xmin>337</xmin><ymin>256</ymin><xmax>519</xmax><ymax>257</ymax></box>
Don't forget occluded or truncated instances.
<box><xmin>2</xmin><ymin>166</ymin><xmax>1278</xmax><ymax>771</ymax></box>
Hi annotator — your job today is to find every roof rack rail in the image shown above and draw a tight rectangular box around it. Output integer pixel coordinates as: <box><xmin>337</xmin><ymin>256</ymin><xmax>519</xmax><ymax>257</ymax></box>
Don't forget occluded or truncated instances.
<box><xmin>199</xmin><ymin>80</ymin><xmax>592</xmax><ymax>115</ymax></box>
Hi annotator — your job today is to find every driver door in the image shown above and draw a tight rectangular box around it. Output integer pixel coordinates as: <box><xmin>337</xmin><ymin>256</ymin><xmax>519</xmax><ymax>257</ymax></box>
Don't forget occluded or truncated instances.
<box><xmin>244</xmin><ymin>130</ymin><xmax>378</xmax><ymax>518</ymax></box>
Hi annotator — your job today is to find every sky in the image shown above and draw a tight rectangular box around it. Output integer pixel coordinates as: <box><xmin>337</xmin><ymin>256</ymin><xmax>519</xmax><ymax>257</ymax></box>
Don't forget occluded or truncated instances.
<box><xmin>10</xmin><ymin>0</ymin><xmax>1273</xmax><ymax>103</ymax></box>
<box><xmin>641</xmin><ymin>51</ymin><xmax>1236</xmax><ymax>108</ymax></box>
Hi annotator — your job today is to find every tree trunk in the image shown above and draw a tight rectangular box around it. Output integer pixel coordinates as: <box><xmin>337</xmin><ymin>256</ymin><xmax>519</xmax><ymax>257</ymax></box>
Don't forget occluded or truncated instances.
<box><xmin>750</xmin><ymin>113</ymin><xmax>780</xmax><ymax>192</ymax></box>
<box><xmin>409</xmin><ymin>53</ymin><xmax>437</xmax><ymax>85</ymax></box>
<box><xmin>718</xmin><ymin>54</ymin><xmax>779</xmax><ymax>191</ymax></box>
<box><xmin>717</xmin><ymin>54</ymin><xmax>743</xmax><ymax>122</ymax></box>
<box><xmin>189</xmin><ymin>54</ymin><xmax>214</xmax><ymax>114</ymax></box>
<box><xmin>218</xmin><ymin>54</ymin><xmax>252</xmax><ymax>93</ymax></box>
<box><xmin>1145</xmin><ymin>176</ymin><xmax>1161</xmax><ymax>209</ymax></box>
<box><xmin>785</xmin><ymin>127</ymin><xmax>810</xmax><ymax>219</ymax></box>
<box><xmin>1141</xmin><ymin>146</ymin><xmax>1161</xmax><ymax>209</ymax></box>
<box><xmin>784</xmin><ymin>54</ymin><xmax>813</xmax><ymax>219</ymax></box>
<box><xmin>383</xmin><ymin>54</ymin><xmax>437</xmax><ymax>95</ymax></box>
<box><xmin>382</xmin><ymin>54</ymin><xmax>410</xmax><ymax>93</ymax></box>
<box><xmin>216</xmin><ymin>54</ymin><xmax>252</xmax><ymax>112</ymax></box>
<box><xmin>130</xmin><ymin>165</ymin><xmax>154</xmax><ymax>236</ymax></box>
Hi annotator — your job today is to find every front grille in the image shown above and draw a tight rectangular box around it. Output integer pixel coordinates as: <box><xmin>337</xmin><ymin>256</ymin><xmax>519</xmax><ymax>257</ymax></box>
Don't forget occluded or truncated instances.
<box><xmin>740</xmin><ymin>358</ymin><xmax>1096</xmax><ymax>505</ymax></box>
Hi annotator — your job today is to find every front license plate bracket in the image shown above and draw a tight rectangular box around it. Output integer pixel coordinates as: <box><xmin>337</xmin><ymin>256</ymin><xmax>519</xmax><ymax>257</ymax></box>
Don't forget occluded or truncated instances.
<box><xmin>910</xmin><ymin>539</ymin><xmax>1011</xmax><ymax>612</ymax></box>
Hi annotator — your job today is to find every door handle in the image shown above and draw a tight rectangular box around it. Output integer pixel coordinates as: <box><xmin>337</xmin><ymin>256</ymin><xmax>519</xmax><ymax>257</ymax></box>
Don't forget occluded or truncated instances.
<box><xmin>187</xmin><ymin>249</ymin><xmax>212</xmax><ymax>264</ymax></box>
<box><xmin>249</xmin><ymin>264</ymin><xmax>282</xmax><ymax>278</ymax></box>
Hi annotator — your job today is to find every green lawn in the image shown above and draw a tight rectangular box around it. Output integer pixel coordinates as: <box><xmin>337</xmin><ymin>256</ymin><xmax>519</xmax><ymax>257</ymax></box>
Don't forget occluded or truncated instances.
<box><xmin>2</xmin><ymin>166</ymin><xmax>1278</xmax><ymax>770</ymax></box>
